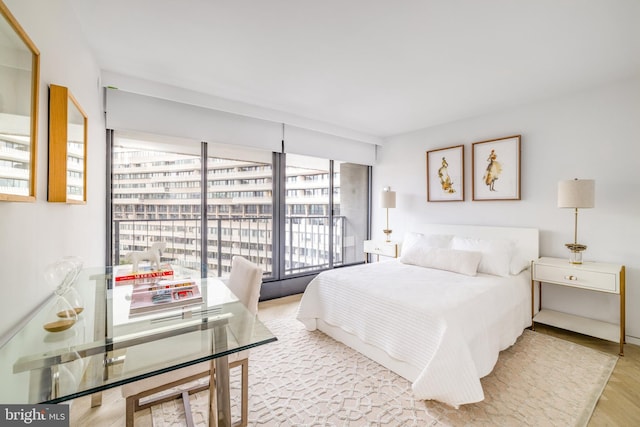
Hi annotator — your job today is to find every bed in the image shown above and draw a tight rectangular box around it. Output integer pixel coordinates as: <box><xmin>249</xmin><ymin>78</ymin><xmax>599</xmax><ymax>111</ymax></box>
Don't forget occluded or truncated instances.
<box><xmin>296</xmin><ymin>224</ymin><xmax>539</xmax><ymax>408</ymax></box>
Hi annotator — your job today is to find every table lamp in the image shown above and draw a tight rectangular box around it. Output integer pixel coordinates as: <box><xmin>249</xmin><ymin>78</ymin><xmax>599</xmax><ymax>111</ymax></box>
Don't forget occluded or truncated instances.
<box><xmin>557</xmin><ymin>178</ymin><xmax>595</xmax><ymax>264</ymax></box>
<box><xmin>380</xmin><ymin>186</ymin><xmax>396</xmax><ymax>242</ymax></box>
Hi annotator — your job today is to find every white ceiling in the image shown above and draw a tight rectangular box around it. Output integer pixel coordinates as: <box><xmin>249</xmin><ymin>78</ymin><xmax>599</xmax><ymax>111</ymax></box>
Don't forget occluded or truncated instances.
<box><xmin>69</xmin><ymin>0</ymin><xmax>640</xmax><ymax>138</ymax></box>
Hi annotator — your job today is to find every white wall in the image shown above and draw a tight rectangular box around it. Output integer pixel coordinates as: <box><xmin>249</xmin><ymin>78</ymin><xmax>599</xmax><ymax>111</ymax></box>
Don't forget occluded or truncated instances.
<box><xmin>374</xmin><ymin>75</ymin><xmax>640</xmax><ymax>342</ymax></box>
<box><xmin>0</xmin><ymin>0</ymin><xmax>105</xmax><ymax>341</ymax></box>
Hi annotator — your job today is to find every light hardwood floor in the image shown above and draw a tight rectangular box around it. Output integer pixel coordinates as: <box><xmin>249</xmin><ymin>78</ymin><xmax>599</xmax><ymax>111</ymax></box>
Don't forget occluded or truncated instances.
<box><xmin>70</xmin><ymin>294</ymin><xmax>640</xmax><ymax>426</ymax></box>
<box><xmin>533</xmin><ymin>322</ymin><xmax>640</xmax><ymax>426</ymax></box>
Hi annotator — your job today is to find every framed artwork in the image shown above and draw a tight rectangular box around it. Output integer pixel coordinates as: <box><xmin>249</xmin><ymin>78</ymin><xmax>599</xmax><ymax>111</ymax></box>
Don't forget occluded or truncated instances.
<box><xmin>472</xmin><ymin>135</ymin><xmax>521</xmax><ymax>201</ymax></box>
<box><xmin>426</xmin><ymin>145</ymin><xmax>464</xmax><ymax>202</ymax></box>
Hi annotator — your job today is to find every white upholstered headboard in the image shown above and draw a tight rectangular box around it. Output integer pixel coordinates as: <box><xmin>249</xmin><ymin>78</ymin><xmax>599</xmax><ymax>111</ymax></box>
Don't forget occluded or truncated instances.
<box><xmin>408</xmin><ymin>224</ymin><xmax>539</xmax><ymax>264</ymax></box>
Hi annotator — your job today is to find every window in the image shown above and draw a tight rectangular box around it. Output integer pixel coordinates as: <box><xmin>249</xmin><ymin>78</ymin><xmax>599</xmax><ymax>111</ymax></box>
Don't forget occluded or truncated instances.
<box><xmin>109</xmin><ymin>131</ymin><xmax>370</xmax><ymax>298</ymax></box>
<box><xmin>111</xmin><ymin>138</ymin><xmax>202</xmax><ymax>266</ymax></box>
<box><xmin>284</xmin><ymin>154</ymin><xmax>368</xmax><ymax>275</ymax></box>
<box><xmin>206</xmin><ymin>146</ymin><xmax>273</xmax><ymax>276</ymax></box>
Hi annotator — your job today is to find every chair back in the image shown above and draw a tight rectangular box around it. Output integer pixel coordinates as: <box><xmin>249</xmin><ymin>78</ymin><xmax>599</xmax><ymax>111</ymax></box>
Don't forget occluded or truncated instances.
<box><xmin>227</xmin><ymin>256</ymin><xmax>263</xmax><ymax>314</ymax></box>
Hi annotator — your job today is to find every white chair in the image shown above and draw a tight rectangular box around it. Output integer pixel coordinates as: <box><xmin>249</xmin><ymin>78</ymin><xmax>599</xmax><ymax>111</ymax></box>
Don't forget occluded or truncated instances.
<box><xmin>121</xmin><ymin>256</ymin><xmax>263</xmax><ymax>427</ymax></box>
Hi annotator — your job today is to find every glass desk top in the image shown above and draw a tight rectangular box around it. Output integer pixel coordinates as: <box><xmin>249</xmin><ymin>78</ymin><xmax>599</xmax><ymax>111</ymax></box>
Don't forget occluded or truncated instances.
<box><xmin>0</xmin><ymin>266</ymin><xmax>276</xmax><ymax>404</ymax></box>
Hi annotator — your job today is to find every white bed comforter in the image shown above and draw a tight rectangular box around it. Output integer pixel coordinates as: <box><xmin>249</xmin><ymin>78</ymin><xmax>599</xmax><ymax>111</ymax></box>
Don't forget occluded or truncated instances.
<box><xmin>296</xmin><ymin>260</ymin><xmax>531</xmax><ymax>407</ymax></box>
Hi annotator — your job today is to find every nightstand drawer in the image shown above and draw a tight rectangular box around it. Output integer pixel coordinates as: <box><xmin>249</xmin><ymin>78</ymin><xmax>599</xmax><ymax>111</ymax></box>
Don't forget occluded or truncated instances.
<box><xmin>534</xmin><ymin>264</ymin><xmax>618</xmax><ymax>293</ymax></box>
<box><xmin>363</xmin><ymin>240</ymin><xmax>398</xmax><ymax>258</ymax></box>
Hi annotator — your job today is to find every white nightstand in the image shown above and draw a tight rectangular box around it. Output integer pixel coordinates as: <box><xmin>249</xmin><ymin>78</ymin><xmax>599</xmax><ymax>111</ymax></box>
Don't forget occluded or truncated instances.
<box><xmin>531</xmin><ymin>256</ymin><xmax>626</xmax><ymax>356</ymax></box>
<box><xmin>364</xmin><ymin>240</ymin><xmax>398</xmax><ymax>263</ymax></box>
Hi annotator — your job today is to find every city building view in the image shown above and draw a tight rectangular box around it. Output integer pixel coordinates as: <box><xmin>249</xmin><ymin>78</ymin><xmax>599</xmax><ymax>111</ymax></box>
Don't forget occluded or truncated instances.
<box><xmin>0</xmin><ymin>113</ymin><xmax>31</xmax><ymax>197</ymax></box>
<box><xmin>111</xmin><ymin>133</ymin><xmax>369</xmax><ymax>281</ymax></box>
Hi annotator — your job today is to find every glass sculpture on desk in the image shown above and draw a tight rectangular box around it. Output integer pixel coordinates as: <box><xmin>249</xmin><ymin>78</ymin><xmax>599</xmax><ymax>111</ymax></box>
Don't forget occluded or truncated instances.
<box><xmin>43</xmin><ymin>292</ymin><xmax>78</xmax><ymax>333</ymax></box>
<box><xmin>41</xmin><ymin>316</ymin><xmax>87</xmax><ymax>398</ymax></box>
<box><xmin>57</xmin><ymin>256</ymin><xmax>84</xmax><ymax>314</ymax></box>
<box><xmin>42</xmin><ymin>257</ymin><xmax>84</xmax><ymax>332</ymax></box>
<box><xmin>57</xmin><ymin>316</ymin><xmax>86</xmax><ymax>395</ymax></box>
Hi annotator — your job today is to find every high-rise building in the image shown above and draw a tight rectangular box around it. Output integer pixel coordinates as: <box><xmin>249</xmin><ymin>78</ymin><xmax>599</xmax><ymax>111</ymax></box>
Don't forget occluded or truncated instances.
<box><xmin>0</xmin><ymin>114</ymin><xmax>32</xmax><ymax>197</ymax></box>
<box><xmin>111</xmin><ymin>140</ymin><xmax>368</xmax><ymax>278</ymax></box>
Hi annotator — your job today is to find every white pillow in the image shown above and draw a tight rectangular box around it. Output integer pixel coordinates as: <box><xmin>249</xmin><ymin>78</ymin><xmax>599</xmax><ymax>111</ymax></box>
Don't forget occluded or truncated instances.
<box><xmin>400</xmin><ymin>232</ymin><xmax>424</xmax><ymax>257</ymax></box>
<box><xmin>509</xmin><ymin>245</ymin><xmax>530</xmax><ymax>275</ymax></box>
<box><xmin>451</xmin><ymin>236</ymin><xmax>513</xmax><ymax>277</ymax></box>
<box><xmin>400</xmin><ymin>246</ymin><xmax>482</xmax><ymax>276</ymax></box>
<box><xmin>400</xmin><ymin>232</ymin><xmax>452</xmax><ymax>257</ymax></box>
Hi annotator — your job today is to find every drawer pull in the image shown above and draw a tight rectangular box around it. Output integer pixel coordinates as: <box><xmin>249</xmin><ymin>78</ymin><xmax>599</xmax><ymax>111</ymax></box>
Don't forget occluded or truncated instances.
<box><xmin>564</xmin><ymin>275</ymin><xmax>577</xmax><ymax>281</ymax></box>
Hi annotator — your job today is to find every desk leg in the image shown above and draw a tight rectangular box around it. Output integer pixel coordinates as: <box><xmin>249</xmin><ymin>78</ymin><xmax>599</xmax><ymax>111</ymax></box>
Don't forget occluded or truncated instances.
<box><xmin>210</xmin><ymin>355</ymin><xmax>231</xmax><ymax>427</ymax></box>
<box><xmin>90</xmin><ymin>273</ymin><xmax>108</xmax><ymax>407</ymax></box>
<box><xmin>90</xmin><ymin>392</ymin><xmax>102</xmax><ymax>407</ymax></box>
<box><xmin>210</xmin><ymin>323</ymin><xmax>232</xmax><ymax>427</ymax></box>
<box><xmin>88</xmin><ymin>355</ymin><xmax>106</xmax><ymax>407</ymax></box>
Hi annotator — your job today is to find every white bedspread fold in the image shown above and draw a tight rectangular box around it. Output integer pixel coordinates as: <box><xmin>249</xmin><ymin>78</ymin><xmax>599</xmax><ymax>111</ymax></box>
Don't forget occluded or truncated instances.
<box><xmin>296</xmin><ymin>260</ymin><xmax>531</xmax><ymax>407</ymax></box>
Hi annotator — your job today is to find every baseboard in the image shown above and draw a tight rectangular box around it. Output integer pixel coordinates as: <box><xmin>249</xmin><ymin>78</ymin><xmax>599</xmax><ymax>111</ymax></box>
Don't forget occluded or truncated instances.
<box><xmin>626</xmin><ymin>335</ymin><xmax>640</xmax><ymax>346</ymax></box>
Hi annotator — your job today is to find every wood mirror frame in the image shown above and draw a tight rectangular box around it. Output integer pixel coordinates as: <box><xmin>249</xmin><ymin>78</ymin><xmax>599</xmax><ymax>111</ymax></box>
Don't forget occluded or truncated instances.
<box><xmin>48</xmin><ymin>84</ymin><xmax>87</xmax><ymax>203</ymax></box>
<box><xmin>0</xmin><ymin>1</ymin><xmax>40</xmax><ymax>201</ymax></box>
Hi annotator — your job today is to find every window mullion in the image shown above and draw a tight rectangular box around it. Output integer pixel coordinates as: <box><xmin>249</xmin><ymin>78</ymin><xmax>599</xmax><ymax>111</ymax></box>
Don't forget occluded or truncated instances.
<box><xmin>200</xmin><ymin>141</ymin><xmax>208</xmax><ymax>278</ymax></box>
<box><xmin>273</xmin><ymin>152</ymin><xmax>285</xmax><ymax>280</ymax></box>
<box><xmin>328</xmin><ymin>160</ymin><xmax>334</xmax><ymax>269</ymax></box>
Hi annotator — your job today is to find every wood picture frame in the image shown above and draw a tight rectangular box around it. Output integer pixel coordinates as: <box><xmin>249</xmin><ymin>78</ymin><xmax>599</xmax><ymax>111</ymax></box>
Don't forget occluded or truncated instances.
<box><xmin>0</xmin><ymin>1</ymin><xmax>40</xmax><ymax>202</ymax></box>
<box><xmin>426</xmin><ymin>145</ymin><xmax>464</xmax><ymax>202</ymax></box>
<box><xmin>472</xmin><ymin>135</ymin><xmax>521</xmax><ymax>201</ymax></box>
<box><xmin>48</xmin><ymin>84</ymin><xmax>87</xmax><ymax>203</ymax></box>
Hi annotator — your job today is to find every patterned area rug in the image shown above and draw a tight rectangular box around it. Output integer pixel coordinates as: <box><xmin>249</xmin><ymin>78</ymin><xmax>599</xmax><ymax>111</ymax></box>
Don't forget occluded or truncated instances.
<box><xmin>151</xmin><ymin>317</ymin><xmax>617</xmax><ymax>426</ymax></box>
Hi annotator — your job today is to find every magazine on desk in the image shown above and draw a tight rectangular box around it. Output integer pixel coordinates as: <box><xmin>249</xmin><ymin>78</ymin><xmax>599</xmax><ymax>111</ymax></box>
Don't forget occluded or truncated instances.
<box><xmin>129</xmin><ymin>279</ymin><xmax>203</xmax><ymax>317</ymax></box>
<box><xmin>114</xmin><ymin>263</ymin><xmax>174</xmax><ymax>286</ymax></box>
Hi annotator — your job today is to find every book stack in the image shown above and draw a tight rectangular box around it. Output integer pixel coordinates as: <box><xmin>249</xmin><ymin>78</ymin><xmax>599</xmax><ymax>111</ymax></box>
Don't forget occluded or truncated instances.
<box><xmin>129</xmin><ymin>278</ymin><xmax>203</xmax><ymax>316</ymax></box>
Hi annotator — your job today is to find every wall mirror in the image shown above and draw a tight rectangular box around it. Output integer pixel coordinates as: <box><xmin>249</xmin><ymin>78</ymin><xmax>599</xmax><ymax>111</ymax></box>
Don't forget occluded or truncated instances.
<box><xmin>0</xmin><ymin>1</ymin><xmax>40</xmax><ymax>201</ymax></box>
<box><xmin>48</xmin><ymin>84</ymin><xmax>87</xmax><ymax>203</ymax></box>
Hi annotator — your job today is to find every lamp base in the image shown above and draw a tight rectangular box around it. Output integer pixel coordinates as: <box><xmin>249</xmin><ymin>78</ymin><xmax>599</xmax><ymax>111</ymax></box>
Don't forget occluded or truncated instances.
<box><xmin>565</xmin><ymin>243</ymin><xmax>587</xmax><ymax>264</ymax></box>
<box><xmin>383</xmin><ymin>229</ymin><xmax>392</xmax><ymax>242</ymax></box>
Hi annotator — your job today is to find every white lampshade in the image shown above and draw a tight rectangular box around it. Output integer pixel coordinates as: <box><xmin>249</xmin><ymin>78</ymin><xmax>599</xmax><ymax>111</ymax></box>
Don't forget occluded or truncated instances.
<box><xmin>380</xmin><ymin>189</ymin><xmax>396</xmax><ymax>209</ymax></box>
<box><xmin>557</xmin><ymin>179</ymin><xmax>595</xmax><ymax>209</ymax></box>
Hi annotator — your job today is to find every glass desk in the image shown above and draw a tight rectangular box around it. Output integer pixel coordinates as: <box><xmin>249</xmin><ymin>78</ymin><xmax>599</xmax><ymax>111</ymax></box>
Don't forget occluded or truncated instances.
<box><xmin>0</xmin><ymin>266</ymin><xmax>276</xmax><ymax>427</ymax></box>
